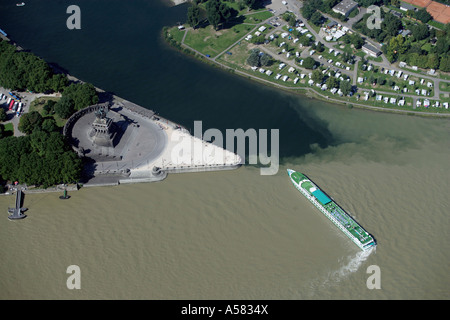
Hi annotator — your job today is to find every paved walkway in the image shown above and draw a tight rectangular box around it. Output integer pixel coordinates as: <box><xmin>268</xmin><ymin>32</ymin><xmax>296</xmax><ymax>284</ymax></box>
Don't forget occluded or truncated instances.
<box><xmin>0</xmin><ymin>87</ymin><xmax>61</xmax><ymax>137</ymax></box>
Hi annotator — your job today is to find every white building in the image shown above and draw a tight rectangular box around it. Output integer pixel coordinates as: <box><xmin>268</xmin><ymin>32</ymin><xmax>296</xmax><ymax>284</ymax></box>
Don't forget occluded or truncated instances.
<box><xmin>332</xmin><ymin>0</ymin><xmax>358</xmax><ymax>17</ymax></box>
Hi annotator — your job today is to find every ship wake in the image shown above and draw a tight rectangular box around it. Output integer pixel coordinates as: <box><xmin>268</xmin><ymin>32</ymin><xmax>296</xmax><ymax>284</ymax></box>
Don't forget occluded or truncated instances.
<box><xmin>302</xmin><ymin>247</ymin><xmax>376</xmax><ymax>298</ymax></box>
<box><xmin>331</xmin><ymin>247</ymin><xmax>375</xmax><ymax>281</ymax></box>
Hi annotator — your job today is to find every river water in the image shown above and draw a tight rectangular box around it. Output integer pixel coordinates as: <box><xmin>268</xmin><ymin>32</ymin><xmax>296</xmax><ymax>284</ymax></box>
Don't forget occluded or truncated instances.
<box><xmin>0</xmin><ymin>0</ymin><xmax>449</xmax><ymax>299</ymax></box>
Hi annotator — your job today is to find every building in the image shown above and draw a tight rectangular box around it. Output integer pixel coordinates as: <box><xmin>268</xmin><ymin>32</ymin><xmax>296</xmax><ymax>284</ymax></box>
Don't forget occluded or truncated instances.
<box><xmin>362</xmin><ymin>43</ymin><xmax>382</xmax><ymax>57</ymax></box>
<box><xmin>400</xmin><ymin>29</ymin><xmax>411</xmax><ymax>37</ymax></box>
<box><xmin>327</xmin><ymin>20</ymin><xmax>338</xmax><ymax>29</ymax></box>
<box><xmin>400</xmin><ymin>2</ymin><xmax>416</xmax><ymax>11</ymax></box>
<box><xmin>332</xmin><ymin>0</ymin><xmax>358</xmax><ymax>17</ymax></box>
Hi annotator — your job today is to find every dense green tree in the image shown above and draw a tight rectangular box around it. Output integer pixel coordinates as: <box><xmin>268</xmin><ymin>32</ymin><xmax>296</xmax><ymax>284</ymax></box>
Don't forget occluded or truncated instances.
<box><xmin>41</xmin><ymin>118</ymin><xmax>59</xmax><ymax>133</ymax></box>
<box><xmin>299</xmin><ymin>35</ymin><xmax>312</xmax><ymax>47</ymax></box>
<box><xmin>48</xmin><ymin>73</ymin><xmax>69</xmax><ymax>92</ymax></box>
<box><xmin>383</xmin><ymin>13</ymin><xmax>402</xmax><ymax>37</ymax></box>
<box><xmin>439</xmin><ymin>55</ymin><xmax>450</xmax><ymax>72</ymax></box>
<box><xmin>427</xmin><ymin>53</ymin><xmax>440</xmax><ymax>70</ymax></box>
<box><xmin>415</xmin><ymin>8</ymin><xmax>432</xmax><ymax>23</ymax></box>
<box><xmin>260</xmin><ymin>52</ymin><xmax>273</xmax><ymax>66</ymax></box>
<box><xmin>61</xmin><ymin>82</ymin><xmax>98</xmax><ymax>113</ymax></box>
<box><xmin>351</xmin><ymin>34</ymin><xmax>364</xmax><ymax>49</ymax></box>
<box><xmin>246</xmin><ymin>49</ymin><xmax>272</xmax><ymax>67</ymax></box>
<box><xmin>386</xmin><ymin>34</ymin><xmax>409</xmax><ymax>62</ymax></box>
<box><xmin>326</xmin><ymin>76</ymin><xmax>340</xmax><ymax>89</ymax></box>
<box><xmin>18</xmin><ymin>111</ymin><xmax>43</xmax><ymax>135</ymax></box>
<box><xmin>205</xmin><ymin>0</ymin><xmax>236</xmax><ymax>30</ymax></box>
<box><xmin>187</xmin><ymin>4</ymin><xmax>200</xmax><ymax>29</ymax></box>
<box><xmin>302</xmin><ymin>57</ymin><xmax>318</xmax><ymax>69</ymax></box>
<box><xmin>282</xmin><ymin>12</ymin><xmax>297</xmax><ymax>27</ymax></box>
<box><xmin>310</xmin><ymin>12</ymin><xmax>323</xmax><ymax>26</ymax></box>
<box><xmin>339</xmin><ymin>80</ymin><xmax>352</xmax><ymax>96</ymax></box>
<box><xmin>245</xmin><ymin>0</ymin><xmax>264</xmax><ymax>10</ymax></box>
<box><xmin>411</xmin><ymin>23</ymin><xmax>429</xmax><ymax>41</ymax></box>
<box><xmin>54</xmin><ymin>96</ymin><xmax>75</xmax><ymax>119</ymax></box>
<box><xmin>0</xmin><ymin>40</ymin><xmax>62</xmax><ymax>93</ymax></box>
<box><xmin>247</xmin><ymin>49</ymin><xmax>261</xmax><ymax>67</ymax></box>
<box><xmin>316</xmin><ymin>42</ymin><xmax>325</xmax><ymax>53</ymax></box>
<box><xmin>42</xmin><ymin>100</ymin><xmax>57</xmax><ymax>116</ymax></box>
<box><xmin>0</xmin><ymin>108</ymin><xmax>6</xmax><ymax>122</ymax></box>
<box><xmin>311</xmin><ymin>69</ymin><xmax>324</xmax><ymax>83</ymax></box>
<box><xmin>0</xmin><ymin>131</ymin><xmax>81</xmax><ymax>187</ymax></box>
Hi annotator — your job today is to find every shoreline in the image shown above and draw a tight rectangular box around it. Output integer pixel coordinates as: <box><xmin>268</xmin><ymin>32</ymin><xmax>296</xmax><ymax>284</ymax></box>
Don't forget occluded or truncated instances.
<box><xmin>162</xmin><ymin>2</ymin><xmax>450</xmax><ymax>118</ymax></box>
<box><xmin>0</xmin><ymin>34</ymin><xmax>242</xmax><ymax>195</ymax></box>
<box><xmin>165</xmin><ymin>34</ymin><xmax>450</xmax><ymax>118</ymax></box>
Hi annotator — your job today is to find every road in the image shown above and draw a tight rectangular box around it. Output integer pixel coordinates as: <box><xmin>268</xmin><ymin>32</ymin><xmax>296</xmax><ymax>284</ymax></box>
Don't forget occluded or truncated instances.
<box><xmin>177</xmin><ymin>0</ymin><xmax>450</xmax><ymax>114</ymax></box>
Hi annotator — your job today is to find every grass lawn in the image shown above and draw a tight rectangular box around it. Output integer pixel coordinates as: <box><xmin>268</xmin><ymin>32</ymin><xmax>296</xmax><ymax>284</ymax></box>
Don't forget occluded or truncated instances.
<box><xmin>242</xmin><ymin>10</ymin><xmax>273</xmax><ymax>24</ymax></box>
<box><xmin>3</xmin><ymin>122</ymin><xmax>14</xmax><ymax>135</ymax></box>
<box><xmin>167</xmin><ymin>27</ymin><xmax>185</xmax><ymax>44</ymax></box>
<box><xmin>29</xmin><ymin>96</ymin><xmax>66</xmax><ymax>128</ymax></box>
<box><xmin>184</xmin><ymin>23</ymin><xmax>254</xmax><ymax>58</ymax></box>
<box><xmin>439</xmin><ymin>82</ymin><xmax>450</xmax><ymax>92</ymax></box>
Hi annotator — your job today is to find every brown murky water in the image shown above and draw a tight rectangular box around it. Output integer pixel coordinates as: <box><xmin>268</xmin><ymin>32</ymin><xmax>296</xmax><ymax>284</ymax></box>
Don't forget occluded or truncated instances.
<box><xmin>1</xmin><ymin>98</ymin><xmax>449</xmax><ymax>300</ymax></box>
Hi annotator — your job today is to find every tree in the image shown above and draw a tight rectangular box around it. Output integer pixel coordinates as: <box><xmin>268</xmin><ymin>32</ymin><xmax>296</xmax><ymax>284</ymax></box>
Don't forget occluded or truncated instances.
<box><xmin>41</xmin><ymin>118</ymin><xmax>58</xmax><ymax>133</ymax></box>
<box><xmin>326</xmin><ymin>76</ymin><xmax>340</xmax><ymax>89</ymax></box>
<box><xmin>383</xmin><ymin>13</ymin><xmax>402</xmax><ymax>37</ymax></box>
<box><xmin>312</xmin><ymin>69</ymin><xmax>324</xmax><ymax>83</ymax></box>
<box><xmin>351</xmin><ymin>34</ymin><xmax>364</xmax><ymax>49</ymax></box>
<box><xmin>0</xmin><ymin>130</ymin><xmax>82</xmax><ymax>187</ymax></box>
<box><xmin>316</xmin><ymin>42</ymin><xmax>325</xmax><ymax>53</ymax></box>
<box><xmin>247</xmin><ymin>49</ymin><xmax>260</xmax><ymax>67</ymax></box>
<box><xmin>439</xmin><ymin>55</ymin><xmax>450</xmax><ymax>72</ymax></box>
<box><xmin>386</xmin><ymin>34</ymin><xmax>409</xmax><ymax>62</ymax></box>
<box><xmin>54</xmin><ymin>96</ymin><xmax>75</xmax><ymax>119</ymax></box>
<box><xmin>205</xmin><ymin>0</ymin><xmax>236</xmax><ymax>30</ymax></box>
<box><xmin>0</xmin><ymin>108</ymin><xmax>6</xmax><ymax>122</ymax></box>
<box><xmin>206</xmin><ymin>0</ymin><xmax>222</xmax><ymax>30</ymax></box>
<box><xmin>282</xmin><ymin>12</ymin><xmax>296</xmax><ymax>27</ymax></box>
<box><xmin>310</xmin><ymin>12</ymin><xmax>323</xmax><ymax>26</ymax></box>
<box><xmin>49</xmin><ymin>73</ymin><xmax>69</xmax><ymax>93</ymax></box>
<box><xmin>299</xmin><ymin>35</ymin><xmax>312</xmax><ymax>47</ymax></box>
<box><xmin>61</xmin><ymin>82</ymin><xmax>98</xmax><ymax>111</ymax></box>
<box><xmin>260</xmin><ymin>53</ymin><xmax>273</xmax><ymax>66</ymax></box>
<box><xmin>427</xmin><ymin>53</ymin><xmax>440</xmax><ymax>70</ymax></box>
<box><xmin>301</xmin><ymin>5</ymin><xmax>316</xmax><ymax>20</ymax></box>
<box><xmin>187</xmin><ymin>4</ymin><xmax>200</xmax><ymax>29</ymax></box>
<box><xmin>388</xmin><ymin>78</ymin><xmax>395</xmax><ymax>87</ymax></box>
<box><xmin>42</xmin><ymin>100</ymin><xmax>57</xmax><ymax>116</ymax></box>
<box><xmin>339</xmin><ymin>80</ymin><xmax>352</xmax><ymax>96</ymax></box>
<box><xmin>302</xmin><ymin>57</ymin><xmax>317</xmax><ymax>69</ymax></box>
<box><xmin>18</xmin><ymin>111</ymin><xmax>43</xmax><ymax>135</ymax></box>
<box><xmin>0</xmin><ymin>41</ymin><xmax>55</xmax><ymax>93</ymax></box>
<box><xmin>415</xmin><ymin>8</ymin><xmax>432</xmax><ymax>23</ymax></box>
<box><xmin>411</xmin><ymin>23</ymin><xmax>429</xmax><ymax>41</ymax></box>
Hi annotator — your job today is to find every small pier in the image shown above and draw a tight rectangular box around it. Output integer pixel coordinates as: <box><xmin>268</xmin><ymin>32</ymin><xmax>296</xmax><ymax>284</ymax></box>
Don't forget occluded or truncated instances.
<box><xmin>8</xmin><ymin>190</ymin><xmax>27</xmax><ymax>220</ymax></box>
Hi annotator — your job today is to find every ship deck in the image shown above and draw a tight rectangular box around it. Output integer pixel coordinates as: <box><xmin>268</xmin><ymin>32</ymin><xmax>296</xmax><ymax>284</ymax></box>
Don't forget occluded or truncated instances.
<box><xmin>290</xmin><ymin>171</ymin><xmax>374</xmax><ymax>246</ymax></box>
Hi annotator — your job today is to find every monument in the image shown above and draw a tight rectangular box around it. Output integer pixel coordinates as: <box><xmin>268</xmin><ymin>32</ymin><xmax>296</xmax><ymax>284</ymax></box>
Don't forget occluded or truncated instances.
<box><xmin>89</xmin><ymin>107</ymin><xmax>116</xmax><ymax>148</ymax></box>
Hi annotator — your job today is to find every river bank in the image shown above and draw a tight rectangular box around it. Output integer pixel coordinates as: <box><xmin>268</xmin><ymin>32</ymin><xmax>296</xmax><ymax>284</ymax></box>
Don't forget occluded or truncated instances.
<box><xmin>0</xmin><ymin>34</ymin><xmax>241</xmax><ymax>195</ymax></box>
<box><xmin>163</xmin><ymin>2</ymin><xmax>450</xmax><ymax>118</ymax></box>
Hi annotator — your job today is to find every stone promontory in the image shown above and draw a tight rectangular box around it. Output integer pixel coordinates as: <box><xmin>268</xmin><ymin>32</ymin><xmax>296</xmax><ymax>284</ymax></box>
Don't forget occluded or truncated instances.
<box><xmin>63</xmin><ymin>96</ymin><xmax>241</xmax><ymax>187</ymax></box>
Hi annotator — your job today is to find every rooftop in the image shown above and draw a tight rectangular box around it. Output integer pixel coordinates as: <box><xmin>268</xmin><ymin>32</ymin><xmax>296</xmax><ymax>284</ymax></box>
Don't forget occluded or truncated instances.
<box><xmin>362</xmin><ymin>43</ymin><xmax>381</xmax><ymax>54</ymax></box>
<box><xmin>332</xmin><ymin>0</ymin><xmax>358</xmax><ymax>15</ymax></box>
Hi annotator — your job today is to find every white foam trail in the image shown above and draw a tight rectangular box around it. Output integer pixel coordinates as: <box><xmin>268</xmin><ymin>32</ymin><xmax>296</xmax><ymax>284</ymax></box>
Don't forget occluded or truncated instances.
<box><xmin>331</xmin><ymin>247</ymin><xmax>375</xmax><ymax>282</ymax></box>
<box><xmin>303</xmin><ymin>247</ymin><xmax>376</xmax><ymax>298</ymax></box>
